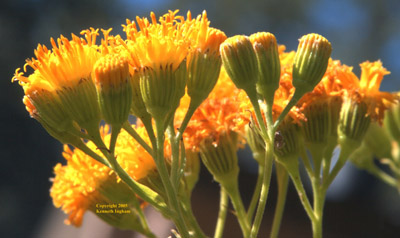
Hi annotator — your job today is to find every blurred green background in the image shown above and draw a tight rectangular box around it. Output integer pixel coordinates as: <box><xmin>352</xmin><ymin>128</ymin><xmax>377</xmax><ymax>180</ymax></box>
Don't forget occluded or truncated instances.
<box><xmin>1</xmin><ymin>0</ymin><xmax>400</xmax><ymax>237</ymax></box>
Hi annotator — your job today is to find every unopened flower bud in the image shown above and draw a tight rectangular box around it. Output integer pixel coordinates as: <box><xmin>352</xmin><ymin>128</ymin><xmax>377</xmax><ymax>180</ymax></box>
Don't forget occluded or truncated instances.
<box><xmin>130</xmin><ymin>70</ymin><xmax>151</xmax><ymax>120</ymax></box>
<box><xmin>220</xmin><ymin>35</ymin><xmax>258</xmax><ymax>94</ymax></box>
<box><xmin>199</xmin><ymin>132</ymin><xmax>239</xmax><ymax>184</ymax></box>
<box><xmin>338</xmin><ymin>97</ymin><xmax>371</xmax><ymax>150</ymax></box>
<box><xmin>187</xmin><ymin>26</ymin><xmax>227</xmax><ymax>107</ymax></box>
<box><xmin>274</xmin><ymin>119</ymin><xmax>301</xmax><ymax>160</ymax></box>
<box><xmin>23</xmin><ymin>91</ymin><xmax>83</xmax><ymax>145</ymax></box>
<box><xmin>56</xmin><ymin>76</ymin><xmax>101</xmax><ymax>135</ymax></box>
<box><xmin>249</xmin><ymin>32</ymin><xmax>281</xmax><ymax>103</ymax></box>
<box><xmin>293</xmin><ymin>34</ymin><xmax>332</xmax><ymax>95</ymax></box>
<box><xmin>187</xmin><ymin>50</ymin><xmax>222</xmax><ymax>107</ymax></box>
<box><xmin>140</xmin><ymin>62</ymin><xmax>187</xmax><ymax>123</ymax></box>
<box><xmin>93</xmin><ymin>54</ymin><xmax>132</xmax><ymax>126</ymax></box>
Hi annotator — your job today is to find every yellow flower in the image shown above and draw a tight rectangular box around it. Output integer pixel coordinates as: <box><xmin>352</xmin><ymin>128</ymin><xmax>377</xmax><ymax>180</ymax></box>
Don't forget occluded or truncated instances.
<box><xmin>50</xmin><ymin>125</ymin><xmax>155</xmax><ymax>226</ymax></box>
<box><xmin>14</xmin><ymin>28</ymin><xmax>100</xmax><ymax>92</ymax></box>
<box><xmin>185</xmin><ymin>10</ymin><xmax>227</xmax><ymax>106</ymax></box>
<box><xmin>50</xmin><ymin>143</ymin><xmax>110</xmax><ymax>226</ymax></box>
<box><xmin>121</xmin><ymin>11</ymin><xmax>190</xmax><ymax>122</ymax></box>
<box><xmin>185</xmin><ymin>10</ymin><xmax>227</xmax><ymax>55</ymax></box>
<box><xmin>122</xmin><ymin>10</ymin><xmax>189</xmax><ymax>71</ymax></box>
<box><xmin>13</xmin><ymin>28</ymin><xmax>102</xmax><ymax>134</ymax></box>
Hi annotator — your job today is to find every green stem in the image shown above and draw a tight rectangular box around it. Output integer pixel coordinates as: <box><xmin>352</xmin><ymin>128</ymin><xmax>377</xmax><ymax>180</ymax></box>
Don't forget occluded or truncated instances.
<box><xmin>89</xmin><ymin>133</ymin><xmax>173</xmax><ymax>219</ymax></box>
<box><xmin>129</xmin><ymin>190</ymin><xmax>155</xmax><ymax>238</ymax></box>
<box><xmin>247</xmin><ymin>164</ymin><xmax>264</xmax><ymax>221</ymax></box>
<box><xmin>250</xmin><ymin>97</ymin><xmax>275</xmax><ymax>238</ymax></box>
<box><xmin>154</xmin><ymin>119</ymin><xmax>190</xmax><ymax>238</ymax></box>
<box><xmin>324</xmin><ymin>147</ymin><xmax>352</xmax><ymax>188</ymax></box>
<box><xmin>311</xmin><ymin>186</ymin><xmax>326</xmax><ymax>238</ymax></box>
<box><xmin>321</xmin><ymin>141</ymin><xmax>336</xmax><ymax>185</ymax></box>
<box><xmin>109</xmin><ymin>125</ymin><xmax>121</xmax><ymax>156</ymax></box>
<box><xmin>180</xmin><ymin>190</ymin><xmax>207</xmax><ymax>238</ymax></box>
<box><xmin>273</xmin><ymin>90</ymin><xmax>302</xmax><ymax>129</ymax></box>
<box><xmin>122</xmin><ymin>121</ymin><xmax>153</xmax><ymax>156</ymax></box>
<box><xmin>300</xmin><ymin>146</ymin><xmax>314</xmax><ymax>178</ymax></box>
<box><xmin>140</xmin><ymin>115</ymin><xmax>157</xmax><ymax>152</ymax></box>
<box><xmin>214</xmin><ymin>187</ymin><xmax>229</xmax><ymax>238</ymax></box>
<box><xmin>367</xmin><ymin>164</ymin><xmax>398</xmax><ymax>187</ymax></box>
<box><xmin>74</xmin><ymin>141</ymin><xmax>111</xmax><ymax>168</ymax></box>
<box><xmin>286</xmin><ymin>161</ymin><xmax>315</xmax><ymax>221</ymax></box>
<box><xmin>270</xmin><ymin>163</ymin><xmax>289</xmax><ymax>238</ymax></box>
<box><xmin>167</xmin><ymin>123</ymin><xmax>180</xmax><ymax>190</ymax></box>
<box><xmin>250</xmin><ymin>142</ymin><xmax>274</xmax><ymax>238</ymax></box>
<box><xmin>309</xmin><ymin>144</ymin><xmax>324</xmax><ymax>186</ymax></box>
<box><xmin>248</xmin><ymin>93</ymin><xmax>269</xmax><ymax>141</ymax></box>
<box><xmin>223</xmin><ymin>177</ymin><xmax>251</xmax><ymax>237</ymax></box>
<box><xmin>176</xmin><ymin>99</ymin><xmax>200</xmax><ymax>141</ymax></box>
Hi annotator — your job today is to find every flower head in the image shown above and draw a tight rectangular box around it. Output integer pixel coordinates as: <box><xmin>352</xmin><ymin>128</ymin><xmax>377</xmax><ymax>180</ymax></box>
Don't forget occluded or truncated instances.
<box><xmin>121</xmin><ymin>11</ymin><xmax>190</xmax><ymax>122</ymax></box>
<box><xmin>176</xmin><ymin>67</ymin><xmax>250</xmax><ymax>151</ymax></box>
<box><xmin>14</xmin><ymin>28</ymin><xmax>100</xmax><ymax>92</ymax></box>
<box><xmin>50</xmin><ymin>125</ymin><xmax>155</xmax><ymax>226</ymax></box>
<box><xmin>249</xmin><ymin>32</ymin><xmax>281</xmax><ymax>102</ymax></box>
<box><xmin>122</xmin><ymin>10</ymin><xmax>189</xmax><ymax>71</ymax></box>
<box><xmin>292</xmin><ymin>33</ymin><xmax>332</xmax><ymax>94</ymax></box>
<box><xmin>185</xmin><ymin>11</ymin><xmax>227</xmax><ymax>106</ymax></box>
<box><xmin>93</xmin><ymin>53</ymin><xmax>132</xmax><ymax>126</ymax></box>
<box><xmin>13</xmin><ymin>28</ymin><xmax>102</xmax><ymax>133</ymax></box>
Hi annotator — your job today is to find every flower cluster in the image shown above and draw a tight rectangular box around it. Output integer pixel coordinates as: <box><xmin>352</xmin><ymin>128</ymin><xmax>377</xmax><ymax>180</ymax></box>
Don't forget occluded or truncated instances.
<box><xmin>12</xmin><ymin>9</ymin><xmax>398</xmax><ymax>238</ymax></box>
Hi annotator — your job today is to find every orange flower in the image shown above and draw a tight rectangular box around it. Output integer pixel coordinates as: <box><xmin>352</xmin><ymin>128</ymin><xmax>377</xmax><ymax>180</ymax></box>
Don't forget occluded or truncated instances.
<box><xmin>50</xmin><ymin>125</ymin><xmax>155</xmax><ymax>226</ymax></box>
<box><xmin>339</xmin><ymin>60</ymin><xmax>395</xmax><ymax>123</ymax></box>
<box><xmin>176</xmin><ymin>67</ymin><xmax>249</xmax><ymax>151</ymax></box>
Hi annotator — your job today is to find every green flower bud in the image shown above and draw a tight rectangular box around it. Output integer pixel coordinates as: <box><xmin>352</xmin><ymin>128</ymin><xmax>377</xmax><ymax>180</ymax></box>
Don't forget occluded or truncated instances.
<box><xmin>249</xmin><ymin>32</ymin><xmax>281</xmax><ymax>103</ymax></box>
<box><xmin>338</xmin><ymin>97</ymin><xmax>371</xmax><ymax>150</ymax></box>
<box><xmin>293</xmin><ymin>34</ymin><xmax>332</xmax><ymax>95</ymax></box>
<box><xmin>93</xmin><ymin>54</ymin><xmax>132</xmax><ymax>126</ymax></box>
<box><xmin>187</xmin><ymin>50</ymin><xmax>222</xmax><ymax>107</ymax></box>
<box><xmin>56</xmin><ymin>76</ymin><xmax>101</xmax><ymax>135</ymax></box>
<box><xmin>139</xmin><ymin>62</ymin><xmax>187</xmax><ymax>123</ymax></box>
<box><xmin>220</xmin><ymin>35</ymin><xmax>258</xmax><ymax>94</ymax></box>
<box><xmin>199</xmin><ymin>132</ymin><xmax>239</xmax><ymax>184</ymax></box>
<box><xmin>245</xmin><ymin>122</ymin><xmax>265</xmax><ymax>164</ymax></box>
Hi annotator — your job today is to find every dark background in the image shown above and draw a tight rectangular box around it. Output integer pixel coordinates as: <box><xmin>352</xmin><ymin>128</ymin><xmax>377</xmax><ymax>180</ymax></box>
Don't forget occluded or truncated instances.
<box><xmin>1</xmin><ymin>0</ymin><xmax>400</xmax><ymax>237</ymax></box>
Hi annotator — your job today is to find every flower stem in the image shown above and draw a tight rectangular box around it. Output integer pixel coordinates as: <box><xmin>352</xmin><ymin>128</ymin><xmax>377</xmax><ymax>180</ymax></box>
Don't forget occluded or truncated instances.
<box><xmin>249</xmin><ymin>94</ymin><xmax>275</xmax><ymax>238</ymax></box>
<box><xmin>223</xmin><ymin>177</ymin><xmax>251</xmax><ymax>237</ymax></box>
<box><xmin>154</xmin><ymin>119</ymin><xmax>190</xmax><ymax>238</ymax></box>
<box><xmin>270</xmin><ymin>163</ymin><xmax>289</xmax><ymax>238</ymax></box>
<box><xmin>122</xmin><ymin>121</ymin><xmax>153</xmax><ymax>156</ymax></box>
<box><xmin>367</xmin><ymin>164</ymin><xmax>398</xmax><ymax>187</ymax></box>
<box><xmin>324</xmin><ymin>146</ymin><xmax>353</xmax><ymax>187</ymax></box>
<box><xmin>273</xmin><ymin>90</ymin><xmax>302</xmax><ymax>129</ymax></box>
<box><xmin>87</xmin><ymin>127</ymin><xmax>174</xmax><ymax>219</ymax></box>
<box><xmin>250</xmin><ymin>141</ymin><xmax>274</xmax><ymax>238</ymax></box>
<box><xmin>74</xmin><ymin>141</ymin><xmax>111</xmax><ymax>168</ymax></box>
<box><xmin>167</xmin><ymin>123</ymin><xmax>181</xmax><ymax>190</ymax></box>
<box><xmin>247</xmin><ymin>164</ymin><xmax>264</xmax><ymax>221</ymax></box>
<box><xmin>214</xmin><ymin>187</ymin><xmax>229</xmax><ymax>238</ymax></box>
<box><xmin>286</xmin><ymin>161</ymin><xmax>315</xmax><ymax>222</ymax></box>
<box><xmin>311</xmin><ymin>185</ymin><xmax>326</xmax><ymax>238</ymax></box>
<box><xmin>180</xmin><ymin>190</ymin><xmax>207</xmax><ymax>238</ymax></box>
<box><xmin>248</xmin><ymin>93</ymin><xmax>269</xmax><ymax>141</ymax></box>
<box><xmin>176</xmin><ymin>99</ymin><xmax>200</xmax><ymax>141</ymax></box>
